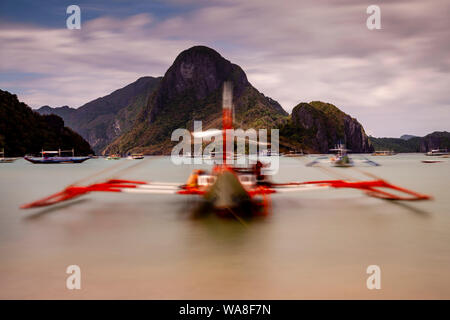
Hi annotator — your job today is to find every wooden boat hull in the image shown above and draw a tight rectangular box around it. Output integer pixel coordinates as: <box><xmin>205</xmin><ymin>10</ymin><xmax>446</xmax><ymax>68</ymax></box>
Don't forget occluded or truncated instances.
<box><xmin>204</xmin><ymin>170</ymin><xmax>252</xmax><ymax>210</ymax></box>
<box><xmin>24</xmin><ymin>156</ymin><xmax>90</xmax><ymax>164</ymax></box>
<box><xmin>332</xmin><ymin>163</ymin><xmax>353</xmax><ymax>167</ymax></box>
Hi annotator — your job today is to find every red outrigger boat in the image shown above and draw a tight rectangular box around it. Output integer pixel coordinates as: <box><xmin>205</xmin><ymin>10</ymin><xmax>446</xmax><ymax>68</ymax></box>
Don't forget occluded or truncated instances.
<box><xmin>21</xmin><ymin>83</ymin><xmax>431</xmax><ymax>215</ymax></box>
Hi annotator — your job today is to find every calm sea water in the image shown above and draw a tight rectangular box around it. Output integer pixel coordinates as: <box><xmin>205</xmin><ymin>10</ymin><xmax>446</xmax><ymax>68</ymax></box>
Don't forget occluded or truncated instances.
<box><xmin>0</xmin><ymin>155</ymin><xmax>449</xmax><ymax>299</ymax></box>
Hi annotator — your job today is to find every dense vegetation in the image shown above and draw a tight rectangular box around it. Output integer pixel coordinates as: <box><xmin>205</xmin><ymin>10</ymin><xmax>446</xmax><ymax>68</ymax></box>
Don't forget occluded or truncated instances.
<box><xmin>369</xmin><ymin>132</ymin><xmax>450</xmax><ymax>152</ymax></box>
<box><xmin>368</xmin><ymin>137</ymin><xmax>422</xmax><ymax>152</ymax></box>
<box><xmin>0</xmin><ymin>90</ymin><xmax>93</xmax><ymax>156</ymax></box>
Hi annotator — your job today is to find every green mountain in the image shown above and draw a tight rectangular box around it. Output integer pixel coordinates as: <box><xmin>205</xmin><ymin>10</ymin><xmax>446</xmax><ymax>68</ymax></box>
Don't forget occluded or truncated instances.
<box><xmin>369</xmin><ymin>131</ymin><xmax>450</xmax><ymax>152</ymax></box>
<box><xmin>0</xmin><ymin>90</ymin><xmax>93</xmax><ymax>156</ymax></box>
<box><xmin>279</xmin><ymin>101</ymin><xmax>374</xmax><ymax>153</ymax></box>
<box><xmin>104</xmin><ymin>46</ymin><xmax>288</xmax><ymax>155</ymax></box>
<box><xmin>37</xmin><ymin>76</ymin><xmax>161</xmax><ymax>153</ymax></box>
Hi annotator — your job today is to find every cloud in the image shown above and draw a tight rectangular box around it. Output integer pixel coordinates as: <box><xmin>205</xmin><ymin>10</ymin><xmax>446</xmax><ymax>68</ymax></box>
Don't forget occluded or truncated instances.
<box><xmin>0</xmin><ymin>0</ymin><xmax>449</xmax><ymax>136</ymax></box>
<box><xmin>0</xmin><ymin>14</ymin><xmax>195</xmax><ymax>107</ymax></box>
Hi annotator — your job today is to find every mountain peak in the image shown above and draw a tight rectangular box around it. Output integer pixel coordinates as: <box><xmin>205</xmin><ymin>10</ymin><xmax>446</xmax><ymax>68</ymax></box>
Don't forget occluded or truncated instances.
<box><xmin>143</xmin><ymin>45</ymin><xmax>268</xmax><ymax>125</ymax></box>
<box><xmin>36</xmin><ymin>105</ymin><xmax>76</xmax><ymax>118</ymax></box>
<box><xmin>156</xmin><ymin>45</ymin><xmax>248</xmax><ymax>107</ymax></box>
<box><xmin>106</xmin><ymin>46</ymin><xmax>287</xmax><ymax>154</ymax></box>
<box><xmin>176</xmin><ymin>45</ymin><xmax>224</xmax><ymax>60</ymax></box>
<box><xmin>400</xmin><ymin>134</ymin><xmax>418</xmax><ymax>140</ymax></box>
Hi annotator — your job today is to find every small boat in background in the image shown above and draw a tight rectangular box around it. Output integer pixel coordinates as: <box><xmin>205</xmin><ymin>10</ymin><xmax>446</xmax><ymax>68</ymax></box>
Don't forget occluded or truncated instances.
<box><xmin>422</xmin><ymin>160</ymin><xmax>443</xmax><ymax>163</ymax></box>
<box><xmin>127</xmin><ymin>153</ymin><xmax>144</xmax><ymax>160</ymax></box>
<box><xmin>106</xmin><ymin>154</ymin><xmax>121</xmax><ymax>160</ymax></box>
<box><xmin>330</xmin><ymin>144</ymin><xmax>353</xmax><ymax>167</ymax></box>
<box><xmin>24</xmin><ymin>149</ymin><xmax>90</xmax><ymax>164</ymax></box>
<box><xmin>283</xmin><ymin>150</ymin><xmax>306</xmax><ymax>157</ymax></box>
<box><xmin>306</xmin><ymin>143</ymin><xmax>379</xmax><ymax>167</ymax></box>
<box><xmin>259</xmin><ymin>149</ymin><xmax>282</xmax><ymax>157</ymax></box>
<box><xmin>0</xmin><ymin>148</ymin><xmax>19</xmax><ymax>163</ymax></box>
<box><xmin>372</xmin><ymin>150</ymin><xmax>397</xmax><ymax>156</ymax></box>
<box><xmin>426</xmin><ymin>149</ymin><xmax>449</xmax><ymax>156</ymax></box>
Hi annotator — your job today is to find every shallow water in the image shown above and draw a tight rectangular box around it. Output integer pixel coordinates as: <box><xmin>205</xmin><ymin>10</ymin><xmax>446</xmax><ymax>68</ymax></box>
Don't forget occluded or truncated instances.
<box><xmin>0</xmin><ymin>155</ymin><xmax>449</xmax><ymax>299</ymax></box>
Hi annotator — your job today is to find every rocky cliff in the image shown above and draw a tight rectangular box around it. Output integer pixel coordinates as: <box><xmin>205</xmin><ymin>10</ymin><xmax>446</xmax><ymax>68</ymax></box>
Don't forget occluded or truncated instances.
<box><xmin>419</xmin><ymin>131</ymin><xmax>450</xmax><ymax>152</ymax></box>
<box><xmin>281</xmin><ymin>101</ymin><xmax>374</xmax><ymax>153</ymax></box>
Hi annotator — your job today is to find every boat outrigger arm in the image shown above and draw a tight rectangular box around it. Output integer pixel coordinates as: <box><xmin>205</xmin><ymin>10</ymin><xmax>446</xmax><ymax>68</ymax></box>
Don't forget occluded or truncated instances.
<box><xmin>20</xmin><ymin>175</ymin><xmax>430</xmax><ymax>210</ymax></box>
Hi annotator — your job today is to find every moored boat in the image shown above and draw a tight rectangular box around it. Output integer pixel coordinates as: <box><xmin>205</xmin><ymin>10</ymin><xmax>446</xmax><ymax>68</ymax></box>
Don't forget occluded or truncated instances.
<box><xmin>127</xmin><ymin>153</ymin><xmax>144</xmax><ymax>160</ymax></box>
<box><xmin>0</xmin><ymin>148</ymin><xmax>19</xmax><ymax>163</ymax></box>
<box><xmin>330</xmin><ymin>144</ymin><xmax>353</xmax><ymax>167</ymax></box>
<box><xmin>425</xmin><ymin>149</ymin><xmax>449</xmax><ymax>156</ymax></box>
<box><xmin>24</xmin><ymin>149</ymin><xmax>90</xmax><ymax>164</ymax></box>
<box><xmin>372</xmin><ymin>150</ymin><xmax>397</xmax><ymax>156</ymax></box>
<box><xmin>106</xmin><ymin>154</ymin><xmax>121</xmax><ymax>160</ymax></box>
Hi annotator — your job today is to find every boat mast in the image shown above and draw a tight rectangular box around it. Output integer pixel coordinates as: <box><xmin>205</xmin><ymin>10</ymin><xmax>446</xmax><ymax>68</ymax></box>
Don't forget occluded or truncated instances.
<box><xmin>222</xmin><ymin>81</ymin><xmax>233</xmax><ymax>164</ymax></box>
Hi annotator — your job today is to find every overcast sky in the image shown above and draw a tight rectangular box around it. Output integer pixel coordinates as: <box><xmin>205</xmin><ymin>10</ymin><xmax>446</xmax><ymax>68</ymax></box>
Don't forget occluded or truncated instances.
<box><xmin>1</xmin><ymin>0</ymin><xmax>449</xmax><ymax>137</ymax></box>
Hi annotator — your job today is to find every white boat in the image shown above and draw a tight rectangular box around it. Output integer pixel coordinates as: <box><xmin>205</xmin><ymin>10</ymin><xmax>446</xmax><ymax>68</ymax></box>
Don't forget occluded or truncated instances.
<box><xmin>329</xmin><ymin>144</ymin><xmax>353</xmax><ymax>167</ymax></box>
<box><xmin>426</xmin><ymin>149</ymin><xmax>449</xmax><ymax>156</ymax></box>
<box><xmin>258</xmin><ymin>149</ymin><xmax>281</xmax><ymax>157</ymax></box>
<box><xmin>0</xmin><ymin>149</ymin><xmax>19</xmax><ymax>163</ymax></box>
<box><xmin>127</xmin><ymin>153</ymin><xmax>144</xmax><ymax>160</ymax></box>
